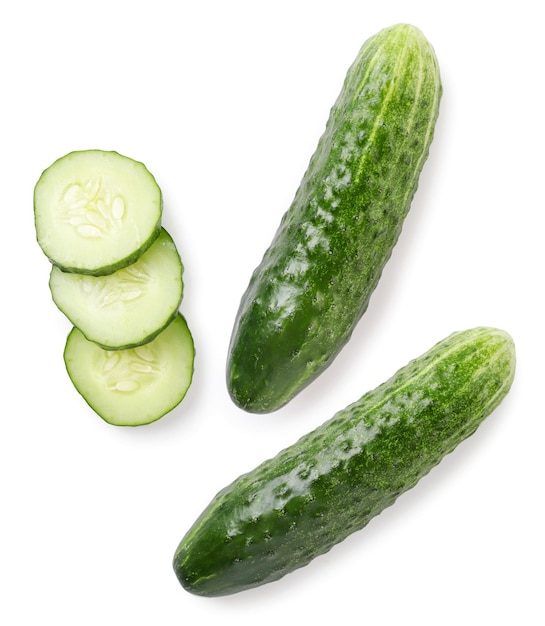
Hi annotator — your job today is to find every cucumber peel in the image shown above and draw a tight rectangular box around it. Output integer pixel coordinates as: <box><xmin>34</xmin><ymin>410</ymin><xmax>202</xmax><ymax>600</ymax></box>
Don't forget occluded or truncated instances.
<box><xmin>227</xmin><ymin>24</ymin><xmax>443</xmax><ymax>413</ymax></box>
<box><xmin>175</xmin><ymin>327</ymin><xmax>516</xmax><ymax>596</ymax></box>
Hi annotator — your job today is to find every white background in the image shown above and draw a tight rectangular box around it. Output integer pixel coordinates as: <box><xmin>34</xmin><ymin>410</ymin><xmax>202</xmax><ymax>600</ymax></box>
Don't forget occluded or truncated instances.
<box><xmin>1</xmin><ymin>1</ymin><xmax>543</xmax><ymax>624</ymax></box>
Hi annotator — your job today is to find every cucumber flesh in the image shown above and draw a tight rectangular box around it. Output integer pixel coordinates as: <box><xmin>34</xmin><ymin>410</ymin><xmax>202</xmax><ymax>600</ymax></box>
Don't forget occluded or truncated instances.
<box><xmin>34</xmin><ymin>150</ymin><xmax>162</xmax><ymax>275</ymax></box>
<box><xmin>64</xmin><ymin>314</ymin><xmax>194</xmax><ymax>426</ymax></box>
<box><xmin>49</xmin><ymin>228</ymin><xmax>184</xmax><ymax>350</ymax></box>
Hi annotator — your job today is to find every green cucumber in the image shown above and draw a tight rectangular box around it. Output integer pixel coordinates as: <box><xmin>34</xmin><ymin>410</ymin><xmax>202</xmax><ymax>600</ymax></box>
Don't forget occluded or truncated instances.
<box><xmin>64</xmin><ymin>313</ymin><xmax>194</xmax><ymax>426</ymax></box>
<box><xmin>49</xmin><ymin>228</ymin><xmax>184</xmax><ymax>350</ymax></box>
<box><xmin>175</xmin><ymin>327</ymin><xmax>515</xmax><ymax>596</ymax></box>
<box><xmin>227</xmin><ymin>24</ymin><xmax>442</xmax><ymax>413</ymax></box>
<box><xmin>34</xmin><ymin>149</ymin><xmax>162</xmax><ymax>275</ymax></box>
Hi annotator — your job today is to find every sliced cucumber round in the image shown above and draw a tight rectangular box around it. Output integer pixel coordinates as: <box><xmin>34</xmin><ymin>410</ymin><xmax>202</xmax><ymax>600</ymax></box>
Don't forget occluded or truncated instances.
<box><xmin>34</xmin><ymin>150</ymin><xmax>162</xmax><ymax>275</ymax></box>
<box><xmin>49</xmin><ymin>228</ymin><xmax>184</xmax><ymax>350</ymax></box>
<box><xmin>64</xmin><ymin>314</ymin><xmax>195</xmax><ymax>426</ymax></box>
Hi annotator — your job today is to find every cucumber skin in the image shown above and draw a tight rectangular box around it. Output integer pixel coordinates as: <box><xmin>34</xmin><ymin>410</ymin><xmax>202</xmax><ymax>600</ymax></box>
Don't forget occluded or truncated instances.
<box><xmin>227</xmin><ymin>24</ymin><xmax>442</xmax><ymax>413</ymax></box>
<box><xmin>175</xmin><ymin>327</ymin><xmax>516</xmax><ymax>597</ymax></box>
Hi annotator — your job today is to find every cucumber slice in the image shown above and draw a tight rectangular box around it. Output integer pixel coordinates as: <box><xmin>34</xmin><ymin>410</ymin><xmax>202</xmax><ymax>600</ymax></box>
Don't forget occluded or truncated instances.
<box><xmin>34</xmin><ymin>150</ymin><xmax>162</xmax><ymax>275</ymax></box>
<box><xmin>64</xmin><ymin>314</ymin><xmax>195</xmax><ymax>426</ymax></box>
<box><xmin>49</xmin><ymin>228</ymin><xmax>184</xmax><ymax>350</ymax></box>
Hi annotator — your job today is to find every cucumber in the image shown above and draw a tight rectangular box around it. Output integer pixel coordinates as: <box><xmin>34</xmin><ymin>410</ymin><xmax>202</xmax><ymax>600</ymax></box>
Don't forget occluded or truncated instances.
<box><xmin>34</xmin><ymin>149</ymin><xmax>162</xmax><ymax>275</ymax></box>
<box><xmin>64</xmin><ymin>313</ymin><xmax>194</xmax><ymax>426</ymax></box>
<box><xmin>49</xmin><ymin>228</ymin><xmax>184</xmax><ymax>350</ymax></box>
<box><xmin>227</xmin><ymin>24</ymin><xmax>442</xmax><ymax>413</ymax></box>
<box><xmin>174</xmin><ymin>327</ymin><xmax>516</xmax><ymax>596</ymax></box>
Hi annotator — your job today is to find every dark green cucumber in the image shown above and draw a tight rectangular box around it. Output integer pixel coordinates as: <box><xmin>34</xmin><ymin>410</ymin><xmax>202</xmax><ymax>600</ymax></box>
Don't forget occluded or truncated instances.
<box><xmin>175</xmin><ymin>327</ymin><xmax>516</xmax><ymax>597</ymax></box>
<box><xmin>227</xmin><ymin>24</ymin><xmax>442</xmax><ymax>413</ymax></box>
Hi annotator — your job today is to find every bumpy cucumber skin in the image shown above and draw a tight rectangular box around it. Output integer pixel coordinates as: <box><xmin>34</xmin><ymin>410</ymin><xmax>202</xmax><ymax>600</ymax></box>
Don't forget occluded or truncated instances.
<box><xmin>227</xmin><ymin>24</ymin><xmax>442</xmax><ymax>413</ymax></box>
<box><xmin>175</xmin><ymin>327</ymin><xmax>516</xmax><ymax>597</ymax></box>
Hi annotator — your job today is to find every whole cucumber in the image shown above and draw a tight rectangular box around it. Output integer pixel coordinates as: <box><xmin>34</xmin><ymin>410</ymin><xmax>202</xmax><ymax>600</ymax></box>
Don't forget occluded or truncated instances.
<box><xmin>227</xmin><ymin>24</ymin><xmax>442</xmax><ymax>413</ymax></box>
<box><xmin>175</xmin><ymin>327</ymin><xmax>516</xmax><ymax>597</ymax></box>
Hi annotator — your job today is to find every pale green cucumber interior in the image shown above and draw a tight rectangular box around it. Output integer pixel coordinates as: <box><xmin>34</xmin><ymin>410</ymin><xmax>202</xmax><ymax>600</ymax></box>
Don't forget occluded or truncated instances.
<box><xmin>50</xmin><ymin>228</ymin><xmax>183</xmax><ymax>349</ymax></box>
<box><xmin>34</xmin><ymin>150</ymin><xmax>162</xmax><ymax>275</ymax></box>
<box><xmin>64</xmin><ymin>314</ymin><xmax>194</xmax><ymax>426</ymax></box>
